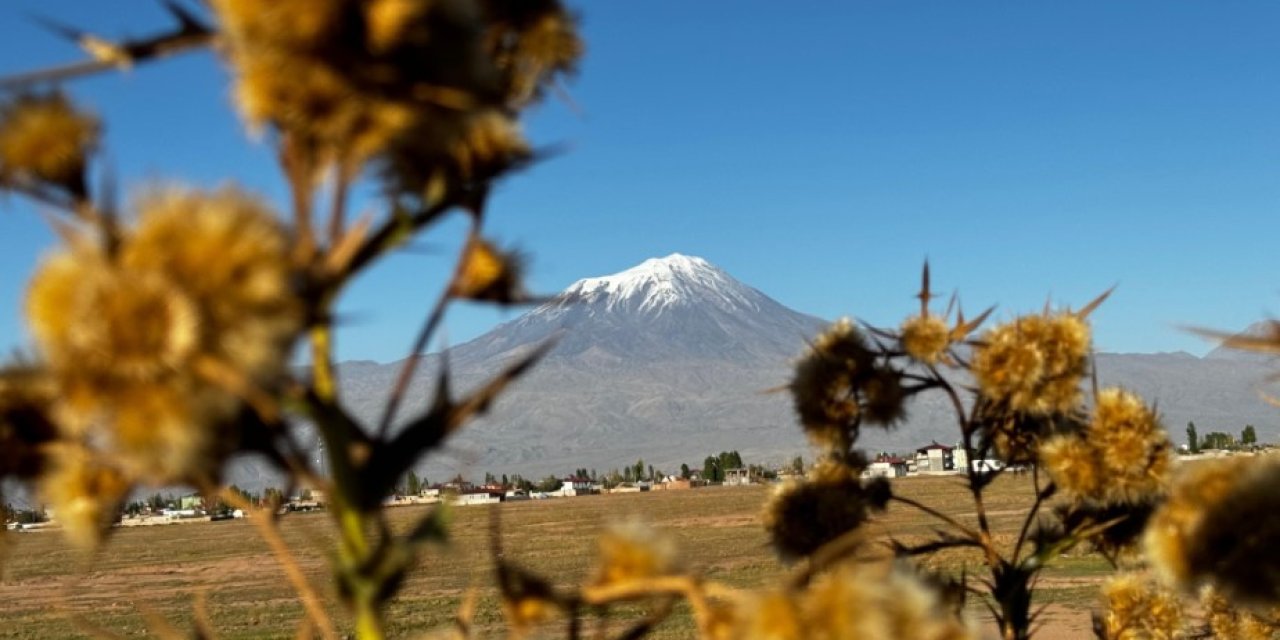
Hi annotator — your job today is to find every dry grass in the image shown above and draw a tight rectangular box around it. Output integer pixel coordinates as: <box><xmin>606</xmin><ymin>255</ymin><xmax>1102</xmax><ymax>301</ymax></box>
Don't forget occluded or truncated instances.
<box><xmin>0</xmin><ymin>474</ymin><xmax>1109</xmax><ymax>638</ymax></box>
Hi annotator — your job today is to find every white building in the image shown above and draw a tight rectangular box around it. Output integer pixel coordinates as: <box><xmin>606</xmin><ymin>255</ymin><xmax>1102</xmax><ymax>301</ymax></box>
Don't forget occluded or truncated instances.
<box><xmin>558</xmin><ymin>477</ymin><xmax>595</xmax><ymax>497</ymax></box>
<box><xmin>914</xmin><ymin>442</ymin><xmax>956</xmax><ymax>473</ymax></box>
<box><xmin>456</xmin><ymin>491</ymin><xmax>503</xmax><ymax>506</ymax></box>
<box><xmin>864</xmin><ymin>456</ymin><xmax>909</xmax><ymax>478</ymax></box>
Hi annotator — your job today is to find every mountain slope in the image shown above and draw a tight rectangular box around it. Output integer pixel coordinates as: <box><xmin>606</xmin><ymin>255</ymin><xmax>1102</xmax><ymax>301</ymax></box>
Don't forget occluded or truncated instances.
<box><xmin>337</xmin><ymin>254</ymin><xmax>827</xmax><ymax>476</ymax></box>
<box><xmin>329</xmin><ymin>256</ymin><xmax>1280</xmax><ymax>480</ymax></box>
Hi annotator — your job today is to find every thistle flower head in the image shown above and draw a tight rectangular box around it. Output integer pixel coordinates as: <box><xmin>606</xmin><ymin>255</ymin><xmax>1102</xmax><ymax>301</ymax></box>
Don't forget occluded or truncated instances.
<box><xmin>380</xmin><ymin>109</ymin><xmax>530</xmax><ymax>201</ymax></box>
<box><xmin>971</xmin><ymin>312</ymin><xmax>1090</xmax><ymax>415</ymax></box>
<box><xmin>790</xmin><ymin>319</ymin><xmax>875</xmax><ymax>448</ymax></box>
<box><xmin>39</xmin><ymin>444</ymin><xmax>130</xmax><ymax>551</ymax></box>
<box><xmin>1039</xmin><ymin>435</ymin><xmax>1103</xmax><ymax>499</ymax></box>
<box><xmin>450</xmin><ymin>237</ymin><xmax>527</xmax><ymax>303</ymax></box>
<box><xmin>1145</xmin><ymin>456</ymin><xmax>1280</xmax><ymax>606</ymax></box>
<box><xmin>800</xmin><ymin>563</ymin><xmax>975</xmax><ymax>640</ymax></box>
<box><xmin>24</xmin><ymin>186</ymin><xmax>299</xmax><ymax>482</ymax></box>
<box><xmin>900</xmin><ymin>314</ymin><xmax>950</xmax><ymax>365</ymax></box>
<box><xmin>0</xmin><ymin>92</ymin><xmax>99</xmax><ymax>196</ymax></box>
<box><xmin>1202</xmin><ymin>587</ymin><xmax>1280</xmax><ymax>640</ymax></box>
<box><xmin>762</xmin><ymin>460</ymin><xmax>890</xmax><ymax>561</ymax></box>
<box><xmin>1040</xmin><ymin>388</ymin><xmax>1171</xmax><ymax>504</ymax></box>
<box><xmin>861</xmin><ymin>367</ymin><xmax>906</xmax><ymax>426</ymax></box>
<box><xmin>591</xmin><ymin>520</ymin><xmax>678</xmax><ymax>587</ymax></box>
<box><xmin>1097</xmin><ymin>572</ymin><xmax>1184</xmax><ymax>640</ymax></box>
<box><xmin>123</xmin><ymin>186</ymin><xmax>302</xmax><ymax>384</ymax></box>
<box><xmin>1089</xmin><ymin>388</ymin><xmax>1172</xmax><ymax>502</ymax></box>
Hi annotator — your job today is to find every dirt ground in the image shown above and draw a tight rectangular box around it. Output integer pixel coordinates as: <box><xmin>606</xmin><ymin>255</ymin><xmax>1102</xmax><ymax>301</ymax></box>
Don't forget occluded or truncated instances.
<box><xmin>0</xmin><ymin>475</ymin><xmax>1110</xmax><ymax>639</ymax></box>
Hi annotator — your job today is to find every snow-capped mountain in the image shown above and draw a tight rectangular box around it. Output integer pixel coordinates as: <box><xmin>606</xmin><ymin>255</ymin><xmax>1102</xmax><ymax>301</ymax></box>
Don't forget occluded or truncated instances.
<box><xmin>452</xmin><ymin>254</ymin><xmax>822</xmax><ymax>366</ymax></box>
<box><xmin>557</xmin><ymin>254</ymin><xmax>766</xmax><ymax>316</ymax></box>
<box><xmin>315</xmin><ymin>255</ymin><xmax>1280</xmax><ymax>483</ymax></box>
<box><xmin>335</xmin><ymin>254</ymin><xmax>827</xmax><ymax>477</ymax></box>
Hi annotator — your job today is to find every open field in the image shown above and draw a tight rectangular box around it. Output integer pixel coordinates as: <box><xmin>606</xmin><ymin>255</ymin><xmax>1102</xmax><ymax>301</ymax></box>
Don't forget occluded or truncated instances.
<box><xmin>0</xmin><ymin>475</ymin><xmax>1110</xmax><ymax>639</ymax></box>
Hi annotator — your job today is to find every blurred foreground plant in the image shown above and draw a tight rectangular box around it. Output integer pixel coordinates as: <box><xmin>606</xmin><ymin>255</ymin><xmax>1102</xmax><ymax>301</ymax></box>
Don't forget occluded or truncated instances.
<box><xmin>4</xmin><ymin>4</ymin><xmax>1280</xmax><ymax>640</ymax></box>
<box><xmin>0</xmin><ymin>1</ymin><xmax>578</xmax><ymax>638</ymax></box>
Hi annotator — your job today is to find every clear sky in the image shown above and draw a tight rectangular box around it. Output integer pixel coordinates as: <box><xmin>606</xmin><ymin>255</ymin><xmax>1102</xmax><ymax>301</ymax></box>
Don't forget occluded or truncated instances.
<box><xmin>2</xmin><ymin>2</ymin><xmax>1280</xmax><ymax>364</ymax></box>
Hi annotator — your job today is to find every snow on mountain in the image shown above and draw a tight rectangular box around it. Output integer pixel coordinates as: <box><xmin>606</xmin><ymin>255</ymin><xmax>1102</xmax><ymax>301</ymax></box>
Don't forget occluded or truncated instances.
<box><xmin>554</xmin><ymin>253</ymin><xmax>763</xmax><ymax>316</ymax></box>
<box><xmin>447</xmin><ymin>253</ymin><xmax>822</xmax><ymax>366</ymax></box>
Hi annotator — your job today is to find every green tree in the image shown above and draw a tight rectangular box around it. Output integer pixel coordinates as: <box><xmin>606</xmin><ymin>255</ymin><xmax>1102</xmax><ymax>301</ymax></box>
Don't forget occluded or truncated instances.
<box><xmin>1187</xmin><ymin>421</ymin><xmax>1200</xmax><ymax>453</ymax></box>
<box><xmin>536</xmin><ymin>475</ymin><xmax>562</xmax><ymax>492</ymax></box>
<box><xmin>680</xmin><ymin>463</ymin><xmax>690</xmax><ymax>479</ymax></box>
<box><xmin>1202</xmin><ymin>431</ymin><xmax>1235</xmax><ymax>450</ymax></box>
<box><xmin>1242</xmin><ymin>424</ymin><xmax>1258</xmax><ymax>446</ymax></box>
<box><xmin>405</xmin><ymin>470</ymin><xmax>422</xmax><ymax>496</ymax></box>
<box><xmin>790</xmin><ymin>455</ymin><xmax>805</xmax><ymax>475</ymax></box>
<box><xmin>633</xmin><ymin>458</ymin><xmax>645</xmax><ymax>481</ymax></box>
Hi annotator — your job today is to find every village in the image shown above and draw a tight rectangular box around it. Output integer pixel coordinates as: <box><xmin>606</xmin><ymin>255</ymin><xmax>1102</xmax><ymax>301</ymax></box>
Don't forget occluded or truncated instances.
<box><xmin>4</xmin><ymin>435</ymin><xmax>1266</xmax><ymax>534</ymax></box>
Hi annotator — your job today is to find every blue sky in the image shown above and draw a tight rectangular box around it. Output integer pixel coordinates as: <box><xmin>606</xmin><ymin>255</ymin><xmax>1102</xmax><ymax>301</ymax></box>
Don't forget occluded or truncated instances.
<box><xmin>2</xmin><ymin>2</ymin><xmax>1280</xmax><ymax>363</ymax></box>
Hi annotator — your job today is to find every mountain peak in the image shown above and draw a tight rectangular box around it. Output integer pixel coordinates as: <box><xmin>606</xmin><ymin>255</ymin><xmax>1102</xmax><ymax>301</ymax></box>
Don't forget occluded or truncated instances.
<box><xmin>555</xmin><ymin>253</ymin><xmax>760</xmax><ymax>316</ymax></box>
<box><xmin>617</xmin><ymin>253</ymin><xmax>716</xmax><ymax>281</ymax></box>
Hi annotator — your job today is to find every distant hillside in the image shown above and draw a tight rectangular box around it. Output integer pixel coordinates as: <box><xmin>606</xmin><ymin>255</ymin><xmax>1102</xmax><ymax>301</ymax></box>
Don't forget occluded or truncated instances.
<box><xmin>318</xmin><ymin>255</ymin><xmax>1280</xmax><ymax>482</ymax></box>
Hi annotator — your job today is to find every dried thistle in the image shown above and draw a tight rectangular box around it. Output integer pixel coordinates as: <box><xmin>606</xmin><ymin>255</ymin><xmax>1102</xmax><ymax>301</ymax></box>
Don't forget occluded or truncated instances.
<box><xmin>971</xmin><ymin>312</ymin><xmax>1090</xmax><ymax>415</ymax></box>
<box><xmin>450</xmin><ymin>236</ymin><xmax>527</xmax><ymax>303</ymax></box>
<box><xmin>123</xmin><ymin>186</ymin><xmax>302</xmax><ymax>384</ymax></box>
<box><xmin>591</xmin><ymin>520</ymin><xmax>679</xmax><ymax>587</ymax></box>
<box><xmin>1096</xmin><ymin>572</ymin><xmax>1184</xmax><ymax>640</ymax></box>
<box><xmin>0</xmin><ymin>92</ymin><xmax>99</xmax><ymax>197</ymax></box>
<box><xmin>900</xmin><ymin>314</ymin><xmax>950</xmax><ymax>365</ymax></box>
<box><xmin>1201</xmin><ymin>586</ymin><xmax>1280</xmax><ymax>640</ymax></box>
<box><xmin>801</xmin><ymin>563</ymin><xmax>975</xmax><ymax>640</ymax></box>
<box><xmin>1040</xmin><ymin>388</ymin><xmax>1171</xmax><ymax>504</ymax></box>
<box><xmin>39</xmin><ymin>443</ymin><xmax>131</xmax><ymax>551</ymax></box>
<box><xmin>761</xmin><ymin>460</ymin><xmax>890</xmax><ymax>561</ymax></box>
<box><xmin>1145</xmin><ymin>456</ymin><xmax>1280</xmax><ymax>606</ymax></box>
<box><xmin>25</xmin><ymin>186</ymin><xmax>300</xmax><ymax>481</ymax></box>
<box><xmin>789</xmin><ymin>319</ymin><xmax>876</xmax><ymax>448</ymax></box>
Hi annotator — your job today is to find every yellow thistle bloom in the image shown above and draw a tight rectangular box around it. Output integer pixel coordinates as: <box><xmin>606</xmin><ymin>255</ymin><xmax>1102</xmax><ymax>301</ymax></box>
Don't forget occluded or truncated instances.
<box><xmin>971</xmin><ymin>313</ymin><xmax>1090</xmax><ymax>414</ymax></box>
<box><xmin>450</xmin><ymin>237</ymin><xmax>527</xmax><ymax>304</ymax></box>
<box><xmin>1040</xmin><ymin>388</ymin><xmax>1171</xmax><ymax>504</ymax></box>
<box><xmin>110</xmin><ymin>382</ymin><xmax>237</xmax><ymax>481</ymax></box>
<box><xmin>123</xmin><ymin>187</ymin><xmax>301</xmax><ymax>383</ymax></box>
<box><xmin>1097</xmin><ymin>572</ymin><xmax>1184</xmax><ymax>640</ymax></box>
<box><xmin>0</xmin><ymin>93</ymin><xmax>99</xmax><ymax>196</ymax></box>
<box><xmin>901</xmin><ymin>314</ymin><xmax>950</xmax><ymax>364</ymax></box>
<box><xmin>39</xmin><ymin>444</ymin><xmax>131</xmax><ymax>551</ymax></box>
<box><xmin>761</xmin><ymin>460</ymin><xmax>890</xmax><ymax>561</ymax></box>
<box><xmin>591</xmin><ymin>520</ymin><xmax>678</xmax><ymax>587</ymax></box>
<box><xmin>1202</xmin><ymin>587</ymin><xmax>1280</xmax><ymax>640</ymax></box>
<box><xmin>1145</xmin><ymin>456</ymin><xmax>1280</xmax><ymax>605</ymax></box>
<box><xmin>25</xmin><ymin>186</ymin><xmax>299</xmax><ymax>482</ymax></box>
<box><xmin>1039</xmin><ymin>435</ymin><xmax>1103</xmax><ymax>499</ymax></box>
<box><xmin>802</xmin><ymin>563</ymin><xmax>975</xmax><ymax>640</ymax></box>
